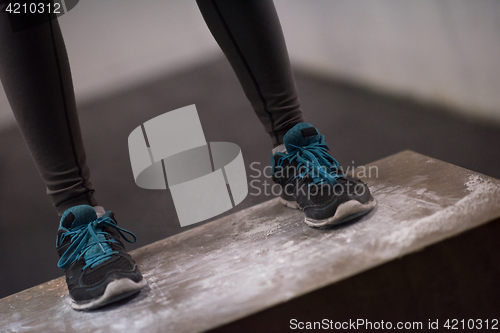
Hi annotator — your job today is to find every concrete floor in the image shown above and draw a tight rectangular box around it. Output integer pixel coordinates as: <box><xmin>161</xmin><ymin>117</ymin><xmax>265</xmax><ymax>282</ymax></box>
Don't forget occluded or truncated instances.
<box><xmin>1</xmin><ymin>151</ymin><xmax>499</xmax><ymax>332</ymax></box>
<box><xmin>1</xmin><ymin>59</ymin><xmax>500</xmax><ymax>300</ymax></box>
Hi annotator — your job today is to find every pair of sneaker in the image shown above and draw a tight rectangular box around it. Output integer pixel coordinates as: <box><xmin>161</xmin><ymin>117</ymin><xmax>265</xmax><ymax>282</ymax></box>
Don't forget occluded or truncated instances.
<box><xmin>56</xmin><ymin>123</ymin><xmax>375</xmax><ymax>310</ymax></box>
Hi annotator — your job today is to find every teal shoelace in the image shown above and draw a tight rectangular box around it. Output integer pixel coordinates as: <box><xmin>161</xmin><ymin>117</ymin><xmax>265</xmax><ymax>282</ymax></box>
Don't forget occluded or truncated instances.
<box><xmin>57</xmin><ymin>216</ymin><xmax>137</xmax><ymax>270</ymax></box>
<box><xmin>276</xmin><ymin>139</ymin><xmax>343</xmax><ymax>186</ymax></box>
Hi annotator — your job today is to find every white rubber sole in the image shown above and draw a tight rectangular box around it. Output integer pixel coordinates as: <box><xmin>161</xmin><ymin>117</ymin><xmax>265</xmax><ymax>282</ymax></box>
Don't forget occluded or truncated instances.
<box><xmin>280</xmin><ymin>197</ymin><xmax>377</xmax><ymax>228</ymax></box>
<box><xmin>70</xmin><ymin>278</ymin><xmax>147</xmax><ymax>311</ymax></box>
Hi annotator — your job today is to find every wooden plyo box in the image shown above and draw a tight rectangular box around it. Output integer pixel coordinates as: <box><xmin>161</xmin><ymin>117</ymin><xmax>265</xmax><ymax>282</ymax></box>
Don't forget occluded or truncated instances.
<box><xmin>1</xmin><ymin>151</ymin><xmax>499</xmax><ymax>333</ymax></box>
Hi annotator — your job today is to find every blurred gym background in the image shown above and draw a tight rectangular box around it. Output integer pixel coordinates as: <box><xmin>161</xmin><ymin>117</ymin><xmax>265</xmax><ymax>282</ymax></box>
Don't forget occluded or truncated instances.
<box><xmin>1</xmin><ymin>0</ymin><xmax>499</xmax><ymax>299</ymax></box>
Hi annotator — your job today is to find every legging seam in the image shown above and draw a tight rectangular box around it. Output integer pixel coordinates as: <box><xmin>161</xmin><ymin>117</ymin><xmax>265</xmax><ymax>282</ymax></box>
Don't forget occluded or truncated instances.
<box><xmin>209</xmin><ymin>0</ymin><xmax>279</xmax><ymax>143</ymax></box>
<box><xmin>48</xmin><ymin>17</ymin><xmax>92</xmax><ymax>206</ymax></box>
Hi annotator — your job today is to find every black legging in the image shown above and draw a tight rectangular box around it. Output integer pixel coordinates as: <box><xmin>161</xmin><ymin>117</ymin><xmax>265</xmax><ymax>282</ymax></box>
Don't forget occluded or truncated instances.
<box><xmin>0</xmin><ymin>0</ymin><xmax>305</xmax><ymax>215</ymax></box>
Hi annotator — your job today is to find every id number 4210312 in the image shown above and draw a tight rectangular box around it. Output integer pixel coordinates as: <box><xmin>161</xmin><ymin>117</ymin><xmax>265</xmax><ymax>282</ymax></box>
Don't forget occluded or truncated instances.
<box><xmin>444</xmin><ymin>319</ymin><xmax>498</xmax><ymax>330</ymax></box>
<box><xmin>5</xmin><ymin>2</ymin><xmax>62</xmax><ymax>14</ymax></box>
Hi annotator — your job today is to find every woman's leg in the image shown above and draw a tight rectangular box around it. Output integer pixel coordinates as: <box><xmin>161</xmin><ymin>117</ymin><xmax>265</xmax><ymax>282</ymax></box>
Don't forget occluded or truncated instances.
<box><xmin>196</xmin><ymin>0</ymin><xmax>305</xmax><ymax>146</ymax></box>
<box><xmin>0</xmin><ymin>8</ymin><xmax>97</xmax><ymax>216</ymax></box>
<box><xmin>0</xmin><ymin>8</ymin><xmax>145</xmax><ymax>311</ymax></box>
<box><xmin>197</xmin><ymin>1</ymin><xmax>377</xmax><ymax>227</ymax></box>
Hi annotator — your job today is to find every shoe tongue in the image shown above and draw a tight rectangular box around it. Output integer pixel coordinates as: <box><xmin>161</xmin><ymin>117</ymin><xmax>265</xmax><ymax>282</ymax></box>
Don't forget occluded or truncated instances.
<box><xmin>283</xmin><ymin>123</ymin><xmax>321</xmax><ymax>153</ymax></box>
<box><xmin>60</xmin><ymin>205</ymin><xmax>98</xmax><ymax>229</ymax></box>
